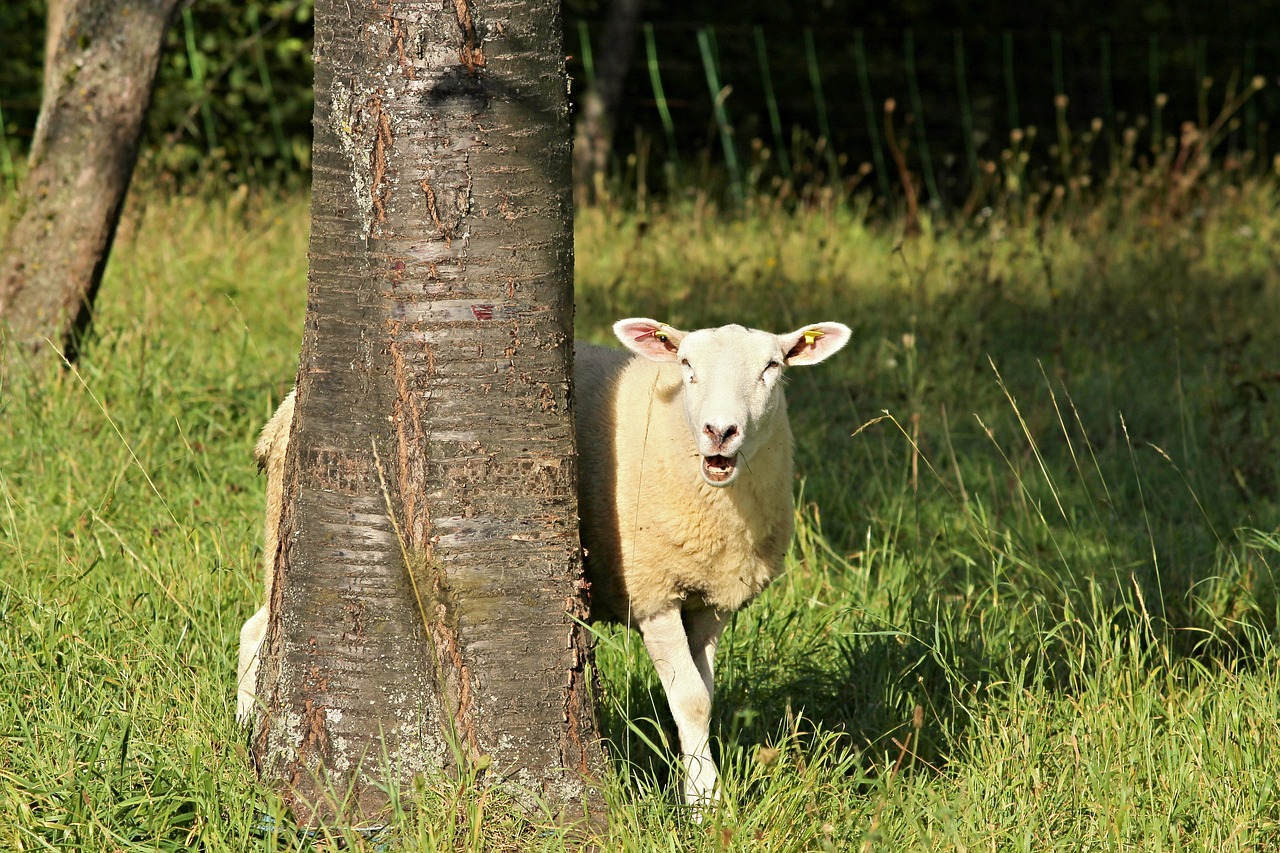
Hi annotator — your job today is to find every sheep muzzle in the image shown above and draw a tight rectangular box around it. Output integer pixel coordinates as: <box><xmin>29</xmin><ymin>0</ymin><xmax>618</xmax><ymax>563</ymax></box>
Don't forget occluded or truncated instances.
<box><xmin>701</xmin><ymin>453</ymin><xmax>739</xmax><ymax>486</ymax></box>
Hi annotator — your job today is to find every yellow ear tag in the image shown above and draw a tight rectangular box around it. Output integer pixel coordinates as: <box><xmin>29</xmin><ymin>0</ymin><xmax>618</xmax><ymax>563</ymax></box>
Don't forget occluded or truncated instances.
<box><xmin>654</xmin><ymin>325</ymin><xmax>671</xmax><ymax>343</ymax></box>
<box><xmin>803</xmin><ymin>328</ymin><xmax>824</xmax><ymax>346</ymax></box>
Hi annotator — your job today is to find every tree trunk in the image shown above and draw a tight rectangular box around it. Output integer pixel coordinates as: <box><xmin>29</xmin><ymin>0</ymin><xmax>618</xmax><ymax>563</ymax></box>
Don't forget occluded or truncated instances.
<box><xmin>252</xmin><ymin>0</ymin><xmax>604</xmax><ymax>827</ymax></box>
<box><xmin>572</xmin><ymin>0</ymin><xmax>643</xmax><ymax>204</ymax></box>
<box><xmin>0</xmin><ymin>0</ymin><xmax>178</xmax><ymax>367</ymax></box>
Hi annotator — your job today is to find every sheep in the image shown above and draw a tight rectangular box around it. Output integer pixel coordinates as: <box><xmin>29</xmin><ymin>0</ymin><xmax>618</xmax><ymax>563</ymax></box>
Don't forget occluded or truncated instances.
<box><xmin>236</xmin><ymin>317</ymin><xmax>851</xmax><ymax>810</ymax></box>
<box><xmin>574</xmin><ymin>318</ymin><xmax>850</xmax><ymax>807</ymax></box>
<box><xmin>235</xmin><ymin>388</ymin><xmax>293</xmax><ymax>727</ymax></box>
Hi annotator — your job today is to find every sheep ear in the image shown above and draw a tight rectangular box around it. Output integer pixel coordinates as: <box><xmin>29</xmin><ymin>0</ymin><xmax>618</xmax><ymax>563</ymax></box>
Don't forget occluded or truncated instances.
<box><xmin>613</xmin><ymin>318</ymin><xmax>685</xmax><ymax>362</ymax></box>
<box><xmin>779</xmin><ymin>322</ymin><xmax>851</xmax><ymax>366</ymax></box>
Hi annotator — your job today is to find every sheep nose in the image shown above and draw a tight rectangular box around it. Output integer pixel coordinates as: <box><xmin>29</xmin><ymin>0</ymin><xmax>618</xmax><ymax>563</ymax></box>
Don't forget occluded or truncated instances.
<box><xmin>703</xmin><ymin>423</ymin><xmax>739</xmax><ymax>450</ymax></box>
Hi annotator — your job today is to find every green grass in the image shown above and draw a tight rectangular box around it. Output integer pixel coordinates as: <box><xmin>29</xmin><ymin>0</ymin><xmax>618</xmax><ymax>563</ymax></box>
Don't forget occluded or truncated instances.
<box><xmin>1</xmin><ymin>175</ymin><xmax>1279</xmax><ymax>849</ymax></box>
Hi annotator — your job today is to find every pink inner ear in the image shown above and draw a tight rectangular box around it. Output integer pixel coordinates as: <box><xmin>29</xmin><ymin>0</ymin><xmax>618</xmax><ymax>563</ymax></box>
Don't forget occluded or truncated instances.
<box><xmin>785</xmin><ymin>337</ymin><xmax>811</xmax><ymax>360</ymax></box>
<box><xmin>614</xmin><ymin>318</ymin><xmax>684</xmax><ymax>361</ymax></box>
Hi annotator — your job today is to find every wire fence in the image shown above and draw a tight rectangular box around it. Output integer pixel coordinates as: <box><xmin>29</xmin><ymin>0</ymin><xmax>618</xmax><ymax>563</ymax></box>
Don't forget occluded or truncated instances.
<box><xmin>571</xmin><ymin>23</ymin><xmax>1279</xmax><ymax>203</ymax></box>
<box><xmin>1</xmin><ymin>21</ymin><xmax>1277</xmax><ymax>203</ymax></box>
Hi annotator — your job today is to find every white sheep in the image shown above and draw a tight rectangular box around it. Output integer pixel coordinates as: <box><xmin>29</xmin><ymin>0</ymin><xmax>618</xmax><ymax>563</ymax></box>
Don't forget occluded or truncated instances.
<box><xmin>236</xmin><ymin>317</ymin><xmax>851</xmax><ymax>810</ymax></box>
<box><xmin>575</xmin><ymin>318</ymin><xmax>849</xmax><ymax>807</ymax></box>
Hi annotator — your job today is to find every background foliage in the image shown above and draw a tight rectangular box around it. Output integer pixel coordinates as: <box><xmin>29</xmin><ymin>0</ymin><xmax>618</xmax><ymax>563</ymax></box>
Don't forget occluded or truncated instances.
<box><xmin>2</xmin><ymin>0</ymin><xmax>1278</xmax><ymax>200</ymax></box>
<box><xmin>0</xmin><ymin>0</ymin><xmax>314</xmax><ymax>186</ymax></box>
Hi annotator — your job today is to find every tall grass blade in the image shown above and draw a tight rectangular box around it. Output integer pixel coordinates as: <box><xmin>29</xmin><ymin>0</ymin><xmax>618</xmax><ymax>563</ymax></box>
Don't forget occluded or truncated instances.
<box><xmin>696</xmin><ymin>26</ymin><xmax>743</xmax><ymax>205</ymax></box>
<box><xmin>1121</xmin><ymin>415</ymin><xmax>1169</xmax><ymax>629</ymax></box>
<box><xmin>904</xmin><ymin>28</ymin><xmax>940</xmax><ymax>205</ymax></box>
<box><xmin>803</xmin><ymin>28</ymin><xmax>840</xmax><ymax>183</ymax></box>
<box><xmin>181</xmin><ymin>8</ymin><xmax>219</xmax><ymax>154</ymax></box>
<box><xmin>643</xmin><ymin>24</ymin><xmax>680</xmax><ymax>180</ymax></box>
<box><xmin>988</xmin><ymin>358</ymin><xmax>1069</xmax><ymax>525</ymax></box>
<box><xmin>577</xmin><ymin>21</ymin><xmax>596</xmax><ymax>88</ymax></box>
<box><xmin>953</xmin><ymin>30</ymin><xmax>977</xmax><ymax>180</ymax></box>
<box><xmin>1195</xmin><ymin>37</ymin><xmax>1209</xmax><ymax>129</ymax></box>
<box><xmin>1245</xmin><ymin>39</ymin><xmax>1258</xmax><ymax>157</ymax></box>
<box><xmin>1100</xmin><ymin>33</ymin><xmax>1115</xmax><ymax>132</ymax></box>
<box><xmin>753</xmin><ymin>26</ymin><xmax>792</xmax><ymax>180</ymax></box>
<box><xmin>1051</xmin><ymin>31</ymin><xmax>1065</xmax><ymax>97</ymax></box>
<box><xmin>1003</xmin><ymin>29</ymin><xmax>1020</xmax><ymax>131</ymax></box>
<box><xmin>247</xmin><ymin>5</ymin><xmax>290</xmax><ymax>168</ymax></box>
<box><xmin>854</xmin><ymin>29</ymin><xmax>891</xmax><ymax>198</ymax></box>
<box><xmin>1150</xmin><ymin>35</ymin><xmax>1163</xmax><ymax>145</ymax></box>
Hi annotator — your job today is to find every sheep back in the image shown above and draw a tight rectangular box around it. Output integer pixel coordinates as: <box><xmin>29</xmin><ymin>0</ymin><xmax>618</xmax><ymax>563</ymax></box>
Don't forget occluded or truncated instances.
<box><xmin>256</xmin><ymin>389</ymin><xmax>294</xmax><ymax>602</ymax></box>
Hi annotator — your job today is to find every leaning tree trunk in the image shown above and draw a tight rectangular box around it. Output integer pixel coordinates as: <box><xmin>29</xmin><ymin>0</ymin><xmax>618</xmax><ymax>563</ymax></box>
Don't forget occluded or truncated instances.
<box><xmin>252</xmin><ymin>0</ymin><xmax>604</xmax><ymax>827</ymax></box>
<box><xmin>0</xmin><ymin>0</ymin><xmax>178</xmax><ymax>367</ymax></box>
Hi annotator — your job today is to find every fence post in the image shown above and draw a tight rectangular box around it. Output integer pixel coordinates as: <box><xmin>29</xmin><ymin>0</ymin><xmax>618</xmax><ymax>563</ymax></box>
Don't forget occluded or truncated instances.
<box><xmin>643</xmin><ymin>24</ymin><xmax>681</xmax><ymax>182</ymax></box>
<box><xmin>1003</xmin><ymin>29</ymin><xmax>1020</xmax><ymax>131</ymax></box>
<box><xmin>1194</xmin><ymin>37</ymin><xmax>1208</xmax><ymax>129</ymax></box>
<box><xmin>753</xmin><ymin>26</ymin><xmax>792</xmax><ymax>180</ymax></box>
<box><xmin>1149</xmin><ymin>35</ymin><xmax>1163</xmax><ymax>147</ymax></box>
<box><xmin>696</xmin><ymin>26</ymin><xmax>743</xmax><ymax>204</ymax></box>
<box><xmin>954</xmin><ymin>30</ymin><xmax>977</xmax><ymax>181</ymax></box>
<box><xmin>804</xmin><ymin>28</ymin><xmax>841</xmax><ymax>183</ymax></box>
<box><xmin>905</xmin><ymin>28</ymin><xmax>940</xmax><ymax>205</ymax></box>
<box><xmin>1245</xmin><ymin>39</ymin><xmax>1258</xmax><ymax>159</ymax></box>
<box><xmin>1100</xmin><ymin>33</ymin><xmax>1115</xmax><ymax>133</ymax></box>
<box><xmin>854</xmin><ymin>29</ymin><xmax>891</xmax><ymax>199</ymax></box>
<box><xmin>1052</xmin><ymin>31</ymin><xmax>1065</xmax><ymax>98</ymax></box>
<box><xmin>248</xmin><ymin>5</ymin><xmax>290</xmax><ymax>169</ymax></box>
<box><xmin>577</xmin><ymin>21</ymin><xmax>596</xmax><ymax>88</ymax></box>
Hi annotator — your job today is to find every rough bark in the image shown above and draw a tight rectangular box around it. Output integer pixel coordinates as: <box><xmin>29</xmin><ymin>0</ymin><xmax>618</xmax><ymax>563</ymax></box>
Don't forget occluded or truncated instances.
<box><xmin>0</xmin><ymin>0</ymin><xmax>178</xmax><ymax>367</ymax></box>
<box><xmin>252</xmin><ymin>0</ymin><xmax>604</xmax><ymax>827</ymax></box>
<box><xmin>572</xmin><ymin>0</ymin><xmax>643</xmax><ymax>203</ymax></box>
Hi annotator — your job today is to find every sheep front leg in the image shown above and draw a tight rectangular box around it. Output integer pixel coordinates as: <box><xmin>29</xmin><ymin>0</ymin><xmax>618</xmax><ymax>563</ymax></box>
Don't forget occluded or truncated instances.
<box><xmin>236</xmin><ymin>604</ymin><xmax>268</xmax><ymax>724</ymax></box>
<box><xmin>685</xmin><ymin>607</ymin><xmax>727</xmax><ymax>701</ymax></box>
<box><xmin>637</xmin><ymin>608</ymin><xmax>719</xmax><ymax>809</ymax></box>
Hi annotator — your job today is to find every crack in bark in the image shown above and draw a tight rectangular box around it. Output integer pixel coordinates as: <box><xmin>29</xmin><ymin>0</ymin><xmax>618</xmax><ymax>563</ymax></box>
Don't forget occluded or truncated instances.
<box><xmin>419</xmin><ymin>177</ymin><xmax>451</xmax><ymax>244</ymax></box>
<box><xmin>387</xmin><ymin>335</ymin><xmax>483</xmax><ymax>774</ymax></box>
<box><xmin>285</xmin><ymin>651</ymin><xmax>334</xmax><ymax>793</ymax></box>
<box><xmin>367</xmin><ymin>93</ymin><xmax>394</xmax><ymax>235</ymax></box>
<box><xmin>390</xmin><ymin>336</ymin><xmax>432</xmax><ymax>549</ymax></box>
<box><xmin>561</xmin><ymin>595</ymin><xmax>592</xmax><ymax>775</ymax></box>
<box><xmin>427</xmin><ymin>579</ymin><xmax>484</xmax><ymax>769</ymax></box>
<box><xmin>388</xmin><ymin>17</ymin><xmax>416</xmax><ymax>79</ymax></box>
<box><xmin>452</xmin><ymin>0</ymin><xmax>485</xmax><ymax>74</ymax></box>
<box><xmin>300</xmin><ymin>697</ymin><xmax>333</xmax><ymax>760</ymax></box>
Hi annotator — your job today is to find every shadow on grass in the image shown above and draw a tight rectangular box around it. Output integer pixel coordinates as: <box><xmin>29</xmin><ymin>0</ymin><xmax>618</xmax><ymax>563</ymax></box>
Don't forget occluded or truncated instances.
<box><xmin>591</xmin><ymin>601</ymin><xmax>1046</xmax><ymax>798</ymax></box>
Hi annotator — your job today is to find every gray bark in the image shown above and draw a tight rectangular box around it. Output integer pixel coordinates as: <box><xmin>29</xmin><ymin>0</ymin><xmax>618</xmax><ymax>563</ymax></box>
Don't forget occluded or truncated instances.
<box><xmin>0</xmin><ymin>0</ymin><xmax>178</xmax><ymax>367</ymax></box>
<box><xmin>252</xmin><ymin>0</ymin><xmax>604</xmax><ymax>827</ymax></box>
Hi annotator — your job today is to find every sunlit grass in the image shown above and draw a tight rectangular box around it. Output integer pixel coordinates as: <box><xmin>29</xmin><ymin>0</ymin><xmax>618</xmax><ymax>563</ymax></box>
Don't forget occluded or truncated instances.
<box><xmin>1</xmin><ymin>169</ymin><xmax>1278</xmax><ymax>848</ymax></box>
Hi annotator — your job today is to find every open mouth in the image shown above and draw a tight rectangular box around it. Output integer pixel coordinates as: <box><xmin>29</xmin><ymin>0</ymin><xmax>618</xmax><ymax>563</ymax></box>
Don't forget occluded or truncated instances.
<box><xmin>701</xmin><ymin>454</ymin><xmax>739</xmax><ymax>485</ymax></box>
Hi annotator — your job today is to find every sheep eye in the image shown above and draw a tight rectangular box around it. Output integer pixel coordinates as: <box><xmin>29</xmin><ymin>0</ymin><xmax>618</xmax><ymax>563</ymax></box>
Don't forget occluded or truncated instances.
<box><xmin>761</xmin><ymin>360</ymin><xmax>781</xmax><ymax>382</ymax></box>
<box><xmin>680</xmin><ymin>358</ymin><xmax>697</xmax><ymax>383</ymax></box>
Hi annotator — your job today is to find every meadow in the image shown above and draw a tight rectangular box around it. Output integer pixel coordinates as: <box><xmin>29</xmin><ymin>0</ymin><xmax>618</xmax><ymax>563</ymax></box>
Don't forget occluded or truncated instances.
<box><xmin>1</xmin><ymin>166</ymin><xmax>1279</xmax><ymax>849</ymax></box>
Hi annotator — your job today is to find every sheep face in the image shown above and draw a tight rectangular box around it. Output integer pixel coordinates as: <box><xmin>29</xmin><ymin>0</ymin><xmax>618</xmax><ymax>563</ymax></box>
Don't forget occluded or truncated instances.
<box><xmin>614</xmin><ymin>318</ymin><xmax>852</xmax><ymax>487</ymax></box>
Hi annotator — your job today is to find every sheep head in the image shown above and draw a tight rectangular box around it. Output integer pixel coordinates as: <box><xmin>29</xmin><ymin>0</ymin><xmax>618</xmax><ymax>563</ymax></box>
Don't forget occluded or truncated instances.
<box><xmin>614</xmin><ymin>318</ymin><xmax>851</xmax><ymax>487</ymax></box>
